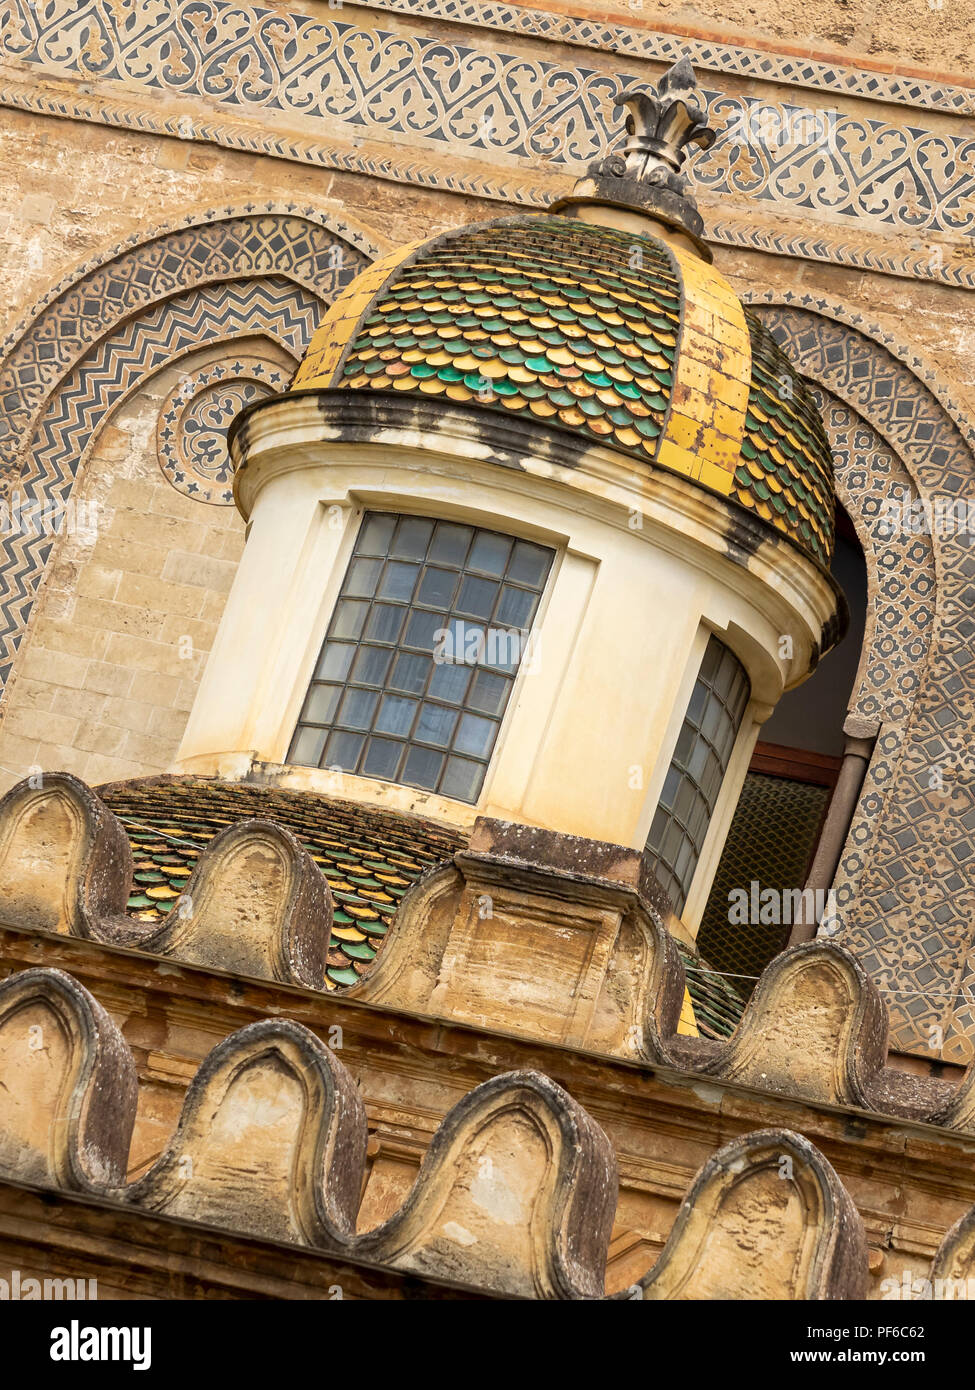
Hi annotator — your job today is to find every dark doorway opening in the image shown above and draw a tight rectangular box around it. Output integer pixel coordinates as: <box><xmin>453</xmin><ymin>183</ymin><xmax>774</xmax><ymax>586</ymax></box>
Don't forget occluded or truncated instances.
<box><xmin>695</xmin><ymin>503</ymin><xmax>868</xmax><ymax>996</ymax></box>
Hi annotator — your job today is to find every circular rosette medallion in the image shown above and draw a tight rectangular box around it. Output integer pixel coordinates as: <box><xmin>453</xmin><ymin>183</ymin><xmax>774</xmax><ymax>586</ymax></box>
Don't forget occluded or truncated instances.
<box><xmin>156</xmin><ymin>358</ymin><xmax>288</xmax><ymax>504</ymax></box>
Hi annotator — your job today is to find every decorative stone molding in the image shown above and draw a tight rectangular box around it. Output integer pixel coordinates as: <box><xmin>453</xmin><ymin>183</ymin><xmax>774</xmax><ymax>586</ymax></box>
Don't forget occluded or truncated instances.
<box><xmin>353</xmin><ymin>1070</ymin><xmax>617</xmax><ymax>1299</ymax></box>
<box><xmin>351</xmin><ymin>817</ymin><xmax>686</xmax><ymax>1061</ymax></box>
<box><xmin>695</xmin><ymin>942</ymin><xmax>889</xmax><ymax>1107</ymax></box>
<box><xmin>2</xmin><ymin>79</ymin><xmax>970</xmax><ymax>293</ymax></box>
<box><xmin>116</xmin><ymin>820</ymin><xmax>334</xmax><ymax>991</ymax></box>
<box><xmin>0</xmin><ymin>964</ymin><xmax>877</xmax><ymax>1300</ymax></box>
<box><xmin>633</xmin><ymin>1128</ymin><xmax>869</xmax><ymax>1300</ymax></box>
<box><xmin>0</xmin><ymin>772</ymin><xmax>132</xmax><ymax>939</ymax></box>
<box><xmin>120</xmin><ymin>1018</ymin><xmax>366</xmax><ymax>1248</ymax></box>
<box><xmin>0</xmin><ymin>966</ymin><xmax>136</xmax><ymax>1190</ymax></box>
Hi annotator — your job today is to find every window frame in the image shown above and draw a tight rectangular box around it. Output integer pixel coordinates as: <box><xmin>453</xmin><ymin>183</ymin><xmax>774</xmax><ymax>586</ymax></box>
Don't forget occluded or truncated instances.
<box><xmin>643</xmin><ymin>632</ymin><xmax>752</xmax><ymax>916</ymax></box>
<box><xmin>286</xmin><ymin>508</ymin><xmax>556</xmax><ymax>804</ymax></box>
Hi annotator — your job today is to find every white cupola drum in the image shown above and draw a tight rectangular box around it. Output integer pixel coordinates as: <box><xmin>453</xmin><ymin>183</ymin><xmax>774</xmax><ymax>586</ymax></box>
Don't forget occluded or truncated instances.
<box><xmin>177</xmin><ymin>58</ymin><xmax>845</xmax><ymax>938</ymax></box>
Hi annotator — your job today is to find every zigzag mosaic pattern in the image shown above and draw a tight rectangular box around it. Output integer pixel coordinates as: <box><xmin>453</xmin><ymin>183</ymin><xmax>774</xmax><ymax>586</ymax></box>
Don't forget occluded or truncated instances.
<box><xmin>1</xmin><ymin>0</ymin><xmax>973</xmax><ymax>241</ymax></box>
<box><xmin>0</xmin><ymin>209</ymin><xmax>366</xmax><ymax>690</ymax></box>
<box><xmin>0</xmin><ymin>209</ymin><xmax>367</xmax><ymax>481</ymax></box>
<box><xmin>0</xmin><ymin>208</ymin><xmax>367</xmax><ymax>706</ymax></box>
<box><xmin>0</xmin><ymin>278</ymin><xmax>320</xmax><ymax>687</ymax></box>
<box><xmin>753</xmin><ymin>300</ymin><xmax>975</xmax><ymax>1061</ymax></box>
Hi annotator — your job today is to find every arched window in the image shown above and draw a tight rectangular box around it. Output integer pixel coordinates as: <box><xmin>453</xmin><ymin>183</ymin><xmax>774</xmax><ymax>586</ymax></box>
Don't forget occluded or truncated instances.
<box><xmin>289</xmin><ymin>511</ymin><xmax>554</xmax><ymax>803</ymax></box>
<box><xmin>644</xmin><ymin>634</ymin><xmax>751</xmax><ymax>914</ymax></box>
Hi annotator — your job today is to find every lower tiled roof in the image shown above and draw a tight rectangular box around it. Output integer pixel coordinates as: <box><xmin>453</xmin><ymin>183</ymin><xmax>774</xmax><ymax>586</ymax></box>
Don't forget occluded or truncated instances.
<box><xmin>98</xmin><ymin>777</ymin><xmax>463</xmax><ymax>989</ymax></box>
<box><xmin>97</xmin><ymin>776</ymin><xmax>745</xmax><ymax>1035</ymax></box>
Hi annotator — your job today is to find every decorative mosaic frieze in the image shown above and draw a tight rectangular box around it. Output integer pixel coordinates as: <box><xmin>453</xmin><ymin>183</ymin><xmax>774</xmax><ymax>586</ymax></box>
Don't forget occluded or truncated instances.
<box><xmin>1</xmin><ymin>81</ymin><xmax>972</xmax><ymax>293</ymax></box>
<box><xmin>357</xmin><ymin>0</ymin><xmax>975</xmax><ymax>115</ymax></box>
<box><xmin>1</xmin><ymin>0</ymin><xmax>973</xmax><ymax>245</ymax></box>
<box><xmin>814</xmin><ymin>391</ymin><xmax>935</xmax><ymax>731</ymax></box>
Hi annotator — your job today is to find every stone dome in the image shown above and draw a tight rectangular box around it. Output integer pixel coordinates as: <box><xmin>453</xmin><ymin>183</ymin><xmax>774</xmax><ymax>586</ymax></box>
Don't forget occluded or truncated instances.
<box><xmin>290</xmin><ymin>213</ymin><xmax>835</xmax><ymax>566</ymax></box>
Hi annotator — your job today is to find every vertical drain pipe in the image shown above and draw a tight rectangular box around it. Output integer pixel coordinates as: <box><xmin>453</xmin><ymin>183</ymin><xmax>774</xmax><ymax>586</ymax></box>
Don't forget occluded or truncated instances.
<box><xmin>787</xmin><ymin>725</ymin><xmax>877</xmax><ymax>947</ymax></box>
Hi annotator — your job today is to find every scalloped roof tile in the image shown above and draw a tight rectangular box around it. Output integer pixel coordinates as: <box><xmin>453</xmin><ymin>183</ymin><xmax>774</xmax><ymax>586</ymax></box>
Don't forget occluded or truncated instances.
<box><xmin>291</xmin><ymin>216</ymin><xmax>835</xmax><ymax>565</ymax></box>
<box><xmin>97</xmin><ymin>776</ymin><xmax>743</xmax><ymax>1037</ymax></box>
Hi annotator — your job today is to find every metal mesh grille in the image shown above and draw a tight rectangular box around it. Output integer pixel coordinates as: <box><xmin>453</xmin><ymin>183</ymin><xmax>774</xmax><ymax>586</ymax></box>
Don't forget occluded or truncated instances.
<box><xmin>289</xmin><ymin>512</ymin><xmax>553</xmax><ymax>803</ymax></box>
<box><xmin>696</xmin><ymin>771</ymin><xmax>831</xmax><ymax>993</ymax></box>
<box><xmin>644</xmin><ymin>635</ymin><xmax>750</xmax><ymax>913</ymax></box>
<box><xmin>677</xmin><ymin>942</ymin><xmax>747</xmax><ymax>1039</ymax></box>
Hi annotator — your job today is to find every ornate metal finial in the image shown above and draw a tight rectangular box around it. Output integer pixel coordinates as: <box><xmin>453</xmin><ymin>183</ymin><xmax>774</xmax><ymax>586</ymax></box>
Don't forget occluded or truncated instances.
<box><xmin>616</xmin><ymin>58</ymin><xmax>715</xmax><ymax>177</ymax></box>
<box><xmin>551</xmin><ymin>57</ymin><xmax>716</xmax><ymax>256</ymax></box>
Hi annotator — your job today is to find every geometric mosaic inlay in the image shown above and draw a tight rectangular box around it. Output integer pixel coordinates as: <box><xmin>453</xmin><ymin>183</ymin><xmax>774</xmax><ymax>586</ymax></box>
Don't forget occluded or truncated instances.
<box><xmin>157</xmin><ymin>357</ymin><xmax>287</xmax><ymax>505</ymax></box>
<box><xmin>754</xmin><ymin>299</ymin><xmax>975</xmax><ymax>1062</ymax></box>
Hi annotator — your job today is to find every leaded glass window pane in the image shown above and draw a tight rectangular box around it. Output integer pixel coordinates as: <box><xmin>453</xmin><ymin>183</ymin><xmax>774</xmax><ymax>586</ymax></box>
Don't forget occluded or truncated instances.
<box><xmin>289</xmin><ymin>512</ymin><xmax>554</xmax><ymax>802</ymax></box>
<box><xmin>644</xmin><ymin>635</ymin><xmax>751</xmax><ymax>914</ymax></box>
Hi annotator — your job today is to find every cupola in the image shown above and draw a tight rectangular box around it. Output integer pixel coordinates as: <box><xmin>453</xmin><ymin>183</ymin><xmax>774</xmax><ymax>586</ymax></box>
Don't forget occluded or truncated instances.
<box><xmin>177</xmin><ymin>59</ymin><xmax>845</xmax><ymax>936</ymax></box>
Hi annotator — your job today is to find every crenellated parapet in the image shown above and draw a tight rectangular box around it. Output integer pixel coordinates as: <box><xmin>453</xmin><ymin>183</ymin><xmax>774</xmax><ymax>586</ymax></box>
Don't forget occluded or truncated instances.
<box><xmin>0</xmin><ymin>965</ymin><xmax>872</xmax><ymax>1300</ymax></box>
<box><xmin>0</xmin><ymin>773</ymin><xmax>972</xmax><ymax>1135</ymax></box>
<box><xmin>0</xmin><ymin>966</ymin><xmax>136</xmax><ymax>1190</ymax></box>
<box><xmin>0</xmin><ymin>774</ymin><xmax>333</xmax><ymax>988</ymax></box>
<box><xmin>0</xmin><ymin>773</ymin><xmax>132</xmax><ymax>940</ymax></box>
<box><xmin>352</xmin><ymin>1069</ymin><xmax>618</xmax><ymax>1300</ymax></box>
<box><xmin>683</xmin><ymin>941</ymin><xmax>890</xmax><ymax>1108</ymax></box>
<box><xmin>631</xmin><ymin>1129</ymin><xmax>867</xmax><ymax>1301</ymax></box>
<box><xmin>116</xmin><ymin>820</ymin><xmax>333</xmax><ymax>990</ymax></box>
<box><xmin>119</xmin><ymin>1018</ymin><xmax>366</xmax><ymax>1248</ymax></box>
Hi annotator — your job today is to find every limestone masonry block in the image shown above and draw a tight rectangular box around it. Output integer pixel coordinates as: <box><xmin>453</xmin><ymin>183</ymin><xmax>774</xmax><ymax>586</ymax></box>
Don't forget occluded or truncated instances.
<box><xmin>0</xmin><ymin>966</ymin><xmax>136</xmax><ymax>1190</ymax></box>
<box><xmin>634</xmin><ymin>1128</ymin><xmax>868</xmax><ymax>1301</ymax></box>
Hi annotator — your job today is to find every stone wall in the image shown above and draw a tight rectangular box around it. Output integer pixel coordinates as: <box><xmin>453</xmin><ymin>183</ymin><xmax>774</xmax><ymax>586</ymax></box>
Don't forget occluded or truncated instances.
<box><xmin>0</xmin><ymin>345</ymin><xmax>273</xmax><ymax>786</ymax></box>
<box><xmin>0</xmin><ymin>0</ymin><xmax>974</xmax><ymax>1056</ymax></box>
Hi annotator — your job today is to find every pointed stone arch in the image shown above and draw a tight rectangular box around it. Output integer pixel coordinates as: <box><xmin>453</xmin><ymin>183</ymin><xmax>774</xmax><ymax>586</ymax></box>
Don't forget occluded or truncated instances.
<box><xmin>744</xmin><ymin>293</ymin><xmax>975</xmax><ymax>1060</ymax></box>
<box><xmin>0</xmin><ymin>204</ymin><xmax>380</xmax><ymax>696</ymax></box>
